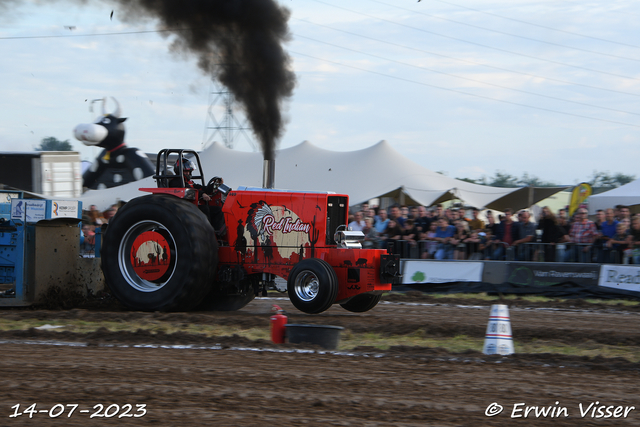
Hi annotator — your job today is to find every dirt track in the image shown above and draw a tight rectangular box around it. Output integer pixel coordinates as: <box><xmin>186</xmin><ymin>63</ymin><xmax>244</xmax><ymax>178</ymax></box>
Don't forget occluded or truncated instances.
<box><xmin>2</xmin><ymin>294</ymin><xmax>640</xmax><ymax>426</ymax></box>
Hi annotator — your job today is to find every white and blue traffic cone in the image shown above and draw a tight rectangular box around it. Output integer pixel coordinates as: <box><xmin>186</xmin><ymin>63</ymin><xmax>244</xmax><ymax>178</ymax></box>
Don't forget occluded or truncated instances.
<box><xmin>482</xmin><ymin>304</ymin><xmax>514</xmax><ymax>355</ymax></box>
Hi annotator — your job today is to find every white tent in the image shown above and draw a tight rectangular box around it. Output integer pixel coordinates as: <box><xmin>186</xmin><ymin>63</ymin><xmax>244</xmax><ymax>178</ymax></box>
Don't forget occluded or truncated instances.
<box><xmin>80</xmin><ymin>140</ymin><xmax>566</xmax><ymax>211</ymax></box>
<box><xmin>588</xmin><ymin>179</ymin><xmax>640</xmax><ymax>214</ymax></box>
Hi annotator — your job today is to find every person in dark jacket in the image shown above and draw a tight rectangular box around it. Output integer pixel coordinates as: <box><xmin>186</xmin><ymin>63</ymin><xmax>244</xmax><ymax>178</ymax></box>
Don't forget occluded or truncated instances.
<box><xmin>169</xmin><ymin>157</ymin><xmax>225</xmax><ymax>233</ymax></box>
<box><xmin>537</xmin><ymin>206</ymin><xmax>564</xmax><ymax>262</ymax></box>
<box><xmin>492</xmin><ymin>209</ymin><xmax>523</xmax><ymax>260</ymax></box>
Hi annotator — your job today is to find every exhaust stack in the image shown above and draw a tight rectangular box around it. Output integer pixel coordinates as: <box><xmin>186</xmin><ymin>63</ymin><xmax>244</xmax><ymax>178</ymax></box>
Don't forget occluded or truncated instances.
<box><xmin>263</xmin><ymin>159</ymin><xmax>275</xmax><ymax>189</ymax></box>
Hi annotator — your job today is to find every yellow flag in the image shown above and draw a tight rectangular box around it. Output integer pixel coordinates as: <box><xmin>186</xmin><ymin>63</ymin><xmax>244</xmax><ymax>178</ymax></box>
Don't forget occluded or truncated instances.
<box><xmin>569</xmin><ymin>182</ymin><xmax>592</xmax><ymax>216</ymax></box>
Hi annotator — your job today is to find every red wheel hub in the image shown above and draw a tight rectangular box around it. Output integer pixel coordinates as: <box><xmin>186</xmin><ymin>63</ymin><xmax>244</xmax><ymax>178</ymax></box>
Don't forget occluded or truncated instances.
<box><xmin>130</xmin><ymin>230</ymin><xmax>171</xmax><ymax>281</ymax></box>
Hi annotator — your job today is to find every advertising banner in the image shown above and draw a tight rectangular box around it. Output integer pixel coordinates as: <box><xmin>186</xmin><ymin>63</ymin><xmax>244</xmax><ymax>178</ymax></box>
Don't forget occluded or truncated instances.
<box><xmin>48</xmin><ymin>200</ymin><xmax>80</xmax><ymax>219</ymax></box>
<box><xmin>599</xmin><ymin>265</ymin><xmax>640</xmax><ymax>293</ymax></box>
<box><xmin>11</xmin><ymin>199</ymin><xmax>47</xmax><ymax>223</ymax></box>
<box><xmin>501</xmin><ymin>263</ymin><xmax>600</xmax><ymax>287</ymax></box>
<box><xmin>568</xmin><ymin>182</ymin><xmax>592</xmax><ymax>217</ymax></box>
<box><xmin>402</xmin><ymin>261</ymin><xmax>483</xmax><ymax>284</ymax></box>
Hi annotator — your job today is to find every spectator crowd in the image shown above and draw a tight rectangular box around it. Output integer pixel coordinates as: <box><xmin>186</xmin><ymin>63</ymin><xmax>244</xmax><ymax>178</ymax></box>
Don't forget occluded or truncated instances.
<box><xmin>79</xmin><ymin>203</ymin><xmax>120</xmax><ymax>256</ymax></box>
<box><xmin>349</xmin><ymin>202</ymin><xmax>640</xmax><ymax>264</ymax></box>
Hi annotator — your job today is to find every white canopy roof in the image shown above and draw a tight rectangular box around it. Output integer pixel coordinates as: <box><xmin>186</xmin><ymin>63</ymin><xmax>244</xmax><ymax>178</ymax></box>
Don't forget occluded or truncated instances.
<box><xmin>80</xmin><ymin>140</ymin><xmax>566</xmax><ymax>211</ymax></box>
<box><xmin>588</xmin><ymin>179</ymin><xmax>640</xmax><ymax>214</ymax></box>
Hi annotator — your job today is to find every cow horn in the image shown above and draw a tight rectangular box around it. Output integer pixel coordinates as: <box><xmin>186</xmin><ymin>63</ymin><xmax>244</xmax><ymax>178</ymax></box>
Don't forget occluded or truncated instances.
<box><xmin>101</xmin><ymin>96</ymin><xmax>122</xmax><ymax>117</ymax></box>
<box><xmin>110</xmin><ymin>97</ymin><xmax>122</xmax><ymax>118</ymax></box>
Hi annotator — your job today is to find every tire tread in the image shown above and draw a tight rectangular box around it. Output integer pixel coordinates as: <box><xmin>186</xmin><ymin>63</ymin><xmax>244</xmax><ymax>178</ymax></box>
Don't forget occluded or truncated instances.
<box><xmin>102</xmin><ymin>195</ymin><xmax>218</xmax><ymax>311</ymax></box>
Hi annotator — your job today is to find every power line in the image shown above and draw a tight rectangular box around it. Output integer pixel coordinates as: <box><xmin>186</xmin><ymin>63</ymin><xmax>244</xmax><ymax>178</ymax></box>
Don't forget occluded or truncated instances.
<box><xmin>369</xmin><ymin>0</ymin><xmax>640</xmax><ymax>63</ymax></box>
<box><xmin>430</xmin><ymin>0</ymin><xmax>640</xmax><ymax>49</ymax></box>
<box><xmin>5</xmin><ymin>14</ymin><xmax>638</xmax><ymax>86</ymax></box>
<box><xmin>294</xmin><ymin>17</ymin><xmax>640</xmax><ymax>98</ymax></box>
<box><xmin>0</xmin><ymin>28</ymin><xmax>183</xmax><ymax>40</ymax></box>
<box><xmin>291</xmin><ymin>49</ymin><xmax>640</xmax><ymax>128</ymax></box>
<box><xmin>295</xmin><ymin>33</ymin><xmax>640</xmax><ymax>117</ymax></box>
<box><xmin>4</xmin><ymin>9</ymin><xmax>638</xmax><ymax>123</ymax></box>
<box><xmin>309</xmin><ymin>0</ymin><xmax>640</xmax><ymax>82</ymax></box>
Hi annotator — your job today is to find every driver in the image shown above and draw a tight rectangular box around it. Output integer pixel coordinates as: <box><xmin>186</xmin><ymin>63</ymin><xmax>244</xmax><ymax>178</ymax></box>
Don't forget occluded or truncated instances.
<box><xmin>169</xmin><ymin>157</ymin><xmax>226</xmax><ymax>235</ymax></box>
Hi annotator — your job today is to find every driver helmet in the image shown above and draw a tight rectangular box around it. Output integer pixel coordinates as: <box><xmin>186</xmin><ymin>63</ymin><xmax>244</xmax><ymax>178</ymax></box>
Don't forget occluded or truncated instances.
<box><xmin>174</xmin><ymin>157</ymin><xmax>195</xmax><ymax>178</ymax></box>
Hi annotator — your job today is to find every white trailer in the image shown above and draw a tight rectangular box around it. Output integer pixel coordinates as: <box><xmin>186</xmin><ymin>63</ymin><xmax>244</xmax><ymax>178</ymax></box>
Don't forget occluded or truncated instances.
<box><xmin>0</xmin><ymin>151</ymin><xmax>82</xmax><ymax>198</ymax></box>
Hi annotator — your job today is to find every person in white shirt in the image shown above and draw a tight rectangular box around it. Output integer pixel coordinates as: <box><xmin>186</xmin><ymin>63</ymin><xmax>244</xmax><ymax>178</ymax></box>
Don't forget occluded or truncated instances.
<box><xmin>349</xmin><ymin>211</ymin><xmax>366</xmax><ymax>231</ymax></box>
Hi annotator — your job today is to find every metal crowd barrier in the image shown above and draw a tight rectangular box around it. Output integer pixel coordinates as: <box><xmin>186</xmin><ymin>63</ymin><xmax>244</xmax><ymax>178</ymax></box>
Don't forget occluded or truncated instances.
<box><xmin>388</xmin><ymin>240</ymin><xmax>636</xmax><ymax>264</ymax></box>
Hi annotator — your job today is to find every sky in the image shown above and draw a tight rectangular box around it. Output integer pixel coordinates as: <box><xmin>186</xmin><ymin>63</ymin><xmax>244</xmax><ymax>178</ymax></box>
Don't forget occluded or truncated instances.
<box><xmin>1</xmin><ymin>0</ymin><xmax>639</xmax><ymax>186</ymax></box>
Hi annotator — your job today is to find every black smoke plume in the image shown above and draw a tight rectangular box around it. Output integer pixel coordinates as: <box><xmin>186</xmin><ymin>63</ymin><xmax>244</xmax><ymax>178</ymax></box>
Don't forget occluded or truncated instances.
<box><xmin>3</xmin><ymin>0</ymin><xmax>297</xmax><ymax>161</ymax></box>
<box><xmin>115</xmin><ymin>0</ymin><xmax>296</xmax><ymax>161</ymax></box>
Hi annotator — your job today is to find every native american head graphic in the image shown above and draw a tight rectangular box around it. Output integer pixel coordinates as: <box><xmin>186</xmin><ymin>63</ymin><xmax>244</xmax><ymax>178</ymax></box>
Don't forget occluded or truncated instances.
<box><xmin>246</xmin><ymin>200</ymin><xmax>274</xmax><ymax>244</ymax></box>
<box><xmin>245</xmin><ymin>200</ymin><xmax>312</xmax><ymax>260</ymax></box>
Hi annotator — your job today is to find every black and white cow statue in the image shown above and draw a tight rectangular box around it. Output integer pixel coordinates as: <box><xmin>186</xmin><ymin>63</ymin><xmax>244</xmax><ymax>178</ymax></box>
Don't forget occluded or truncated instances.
<box><xmin>73</xmin><ymin>97</ymin><xmax>155</xmax><ymax>190</ymax></box>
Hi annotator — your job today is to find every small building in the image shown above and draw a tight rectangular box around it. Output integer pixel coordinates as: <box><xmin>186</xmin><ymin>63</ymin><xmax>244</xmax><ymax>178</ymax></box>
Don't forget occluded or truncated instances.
<box><xmin>0</xmin><ymin>151</ymin><xmax>82</xmax><ymax>198</ymax></box>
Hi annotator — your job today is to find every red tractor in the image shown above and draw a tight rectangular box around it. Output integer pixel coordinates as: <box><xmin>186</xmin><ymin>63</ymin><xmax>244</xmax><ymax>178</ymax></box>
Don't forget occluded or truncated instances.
<box><xmin>101</xmin><ymin>149</ymin><xmax>401</xmax><ymax>313</ymax></box>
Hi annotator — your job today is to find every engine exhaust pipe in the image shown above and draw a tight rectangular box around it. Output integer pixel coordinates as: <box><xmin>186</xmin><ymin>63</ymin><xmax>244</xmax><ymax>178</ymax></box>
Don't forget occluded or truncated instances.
<box><xmin>263</xmin><ymin>159</ymin><xmax>275</xmax><ymax>189</ymax></box>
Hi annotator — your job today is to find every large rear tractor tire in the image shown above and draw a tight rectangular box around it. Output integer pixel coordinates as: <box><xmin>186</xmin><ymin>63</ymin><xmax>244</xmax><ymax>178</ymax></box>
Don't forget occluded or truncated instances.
<box><xmin>287</xmin><ymin>258</ymin><xmax>338</xmax><ymax>314</ymax></box>
<box><xmin>340</xmin><ymin>293</ymin><xmax>382</xmax><ymax>313</ymax></box>
<box><xmin>101</xmin><ymin>194</ymin><xmax>218</xmax><ymax>311</ymax></box>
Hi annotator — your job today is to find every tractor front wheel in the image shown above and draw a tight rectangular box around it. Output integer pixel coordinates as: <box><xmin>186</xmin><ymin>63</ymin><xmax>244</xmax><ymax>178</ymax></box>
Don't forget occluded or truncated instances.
<box><xmin>287</xmin><ymin>258</ymin><xmax>338</xmax><ymax>314</ymax></box>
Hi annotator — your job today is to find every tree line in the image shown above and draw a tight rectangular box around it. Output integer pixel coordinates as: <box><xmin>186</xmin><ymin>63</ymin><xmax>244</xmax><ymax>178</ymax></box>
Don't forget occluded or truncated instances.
<box><xmin>450</xmin><ymin>170</ymin><xmax>636</xmax><ymax>190</ymax></box>
<box><xmin>36</xmin><ymin>136</ymin><xmax>73</xmax><ymax>152</ymax></box>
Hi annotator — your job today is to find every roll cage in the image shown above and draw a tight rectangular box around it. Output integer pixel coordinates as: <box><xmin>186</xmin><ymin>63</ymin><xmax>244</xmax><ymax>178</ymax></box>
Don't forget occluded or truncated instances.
<box><xmin>154</xmin><ymin>149</ymin><xmax>206</xmax><ymax>188</ymax></box>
